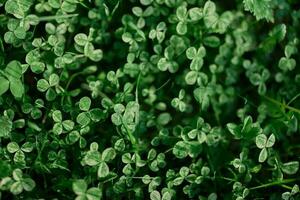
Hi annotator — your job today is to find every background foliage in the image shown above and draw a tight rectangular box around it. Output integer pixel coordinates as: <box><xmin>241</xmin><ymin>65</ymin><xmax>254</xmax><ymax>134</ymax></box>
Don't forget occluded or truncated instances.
<box><xmin>0</xmin><ymin>0</ymin><xmax>300</xmax><ymax>199</ymax></box>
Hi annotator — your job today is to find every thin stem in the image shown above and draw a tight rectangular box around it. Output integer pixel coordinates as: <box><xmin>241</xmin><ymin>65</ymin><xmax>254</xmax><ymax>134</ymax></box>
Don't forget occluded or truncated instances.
<box><xmin>287</xmin><ymin>93</ymin><xmax>300</xmax><ymax>106</ymax></box>
<box><xmin>37</xmin><ymin>14</ymin><xmax>79</xmax><ymax>21</ymax></box>
<box><xmin>249</xmin><ymin>178</ymin><xmax>298</xmax><ymax>190</ymax></box>
<box><xmin>217</xmin><ymin>176</ymin><xmax>237</xmax><ymax>182</ymax></box>
<box><xmin>262</xmin><ymin>95</ymin><xmax>300</xmax><ymax>115</ymax></box>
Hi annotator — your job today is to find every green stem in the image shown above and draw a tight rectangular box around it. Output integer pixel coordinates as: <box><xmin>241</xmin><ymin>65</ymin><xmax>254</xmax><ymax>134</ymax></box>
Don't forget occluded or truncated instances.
<box><xmin>287</xmin><ymin>93</ymin><xmax>300</xmax><ymax>106</ymax></box>
<box><xmin>262</xmin><ymin>95</ymin><xmax>300</xmax><ymax>115</ymax></box>
<box><xmin>249</xmin><ymin>178</ymin><xmax>297</xmax><ymax>190</ymax></box>
<box><xmin>37</xmin><ymin>14</ymin><xmax>79</xmax><ymax>21</ymax></box>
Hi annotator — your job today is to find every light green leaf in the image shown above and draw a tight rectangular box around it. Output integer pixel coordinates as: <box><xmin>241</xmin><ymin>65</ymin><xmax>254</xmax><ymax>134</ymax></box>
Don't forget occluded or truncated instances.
<box><xmin>74</xmin><ymin>33</ymin><xmax>89</xmax><ymax>46</ymax></box>
<box><xmin>258</xmin><ymin>148</ymin><xmax>268</xmax><ymax>163</ymax></box>
<box><xmin>243</xmin><ymin>0</ymin><xmax>274</xmax><ymax>22</ymax></box>
<box><xmin>7</xmin><ymin>142</ymin><xmax>19</xmax><ymax>153</ymax></box>
<box><xmin>256</xmin><ymin>134</ymin><xmax>267</xmax><ymax>149</ymax></box>
<box><xmin>281</xmin><ymin>161</ymin><xmax>299</xmax><ymax>175</ymax></box>
<box><xmin>79</xmin><ymin>97</ymin><xmax>92</xmax><ymax>111</ymax></box>
<box><xmin>5</xmin><ymin>60</ymin><xmax>22</xmax><ymax>79</ymax></box>
<box><xmin>73</xmin><ymin>180</ymin><xmax>87</xmax><ymax>195</ymax></box>
<box><xmin>9</xmin><ymin>77</ymin><xmax>24</xmax><ymax>98</ymax></box>
<box><xmin>102</xmin><ymin>148</ymin><xmax>116</xmax><ymax>162</ymax></box>
<box><xmin>22</xmin><ymin>178</ymin><xmax>35</xmax><ymax>191</ymax></box>
<box><xmin>266</xmin><ymin>134</ymin><xmax>275</xmax><ymax>148</ymax></box>
<box><xmin>86</xmin><ymin>187</ymin><xmax>102</xmax><ymax>200</ymax></box>
<box><xmin>98</xmin><ymin>162</ymin><xmax>109</xmax><ymax>178</ymax></box>
<box><xmin>150</xmin><ymin>190</ymin><xmax>161</xmax><ymax>200</ymax></box>
<box><xmin>37</xmin><ymin>79</ymin><xmax>50</xmax><ymax>92</ymax></box>
<box><xmin>0</xmin><ymin>76</ymin><xmax>9</xmax><ymax>96</ymax></box>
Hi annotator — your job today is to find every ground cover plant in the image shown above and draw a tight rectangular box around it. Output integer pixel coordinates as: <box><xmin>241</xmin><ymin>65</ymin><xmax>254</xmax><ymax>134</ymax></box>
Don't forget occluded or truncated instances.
<box><xmin>0</xmin><ymin>0</ymin><xmax>300</xmax><ymax>199</ymax></box>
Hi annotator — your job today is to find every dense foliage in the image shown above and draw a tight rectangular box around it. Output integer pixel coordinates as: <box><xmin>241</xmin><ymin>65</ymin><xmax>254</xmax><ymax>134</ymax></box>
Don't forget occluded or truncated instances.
<box><xmin>0</xmin><ymin>0</ymin><xmax>300</xmax><ymax>199</ymax></box>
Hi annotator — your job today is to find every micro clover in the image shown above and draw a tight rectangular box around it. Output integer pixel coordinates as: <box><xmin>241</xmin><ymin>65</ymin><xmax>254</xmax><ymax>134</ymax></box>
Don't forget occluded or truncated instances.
<box><xmin>52</xmin><ymin>110</ymin><xmax>74</xmax><ymax>135</ymax></box>
<box><xmin>171</xmin><ymin>89</ymin><xmax>186</xmax><ymax>112</ymax></box>
<box><xmin>37</xmin><ymin>73</ymin><xmax>62</xmax><ymax>101</ymax></box>
<box><xmin>147</xmin><ymin>149</ymin><xmax>166</xmax><ymax>172</ymax></box>
<box><xmin>76</xmin><ymin>96</ymin><xmax>92</xmax><ymax>127</ymax></box>
<box><xmin>72</xmin><ymin>179</ymin><xmax>102</xmax><ymax>200</ymax></box>
<box><xmin>227</xmin><ymin>116</ymin><xmax>262</xmax><ymax>139</ymax></box>
<box><xmin>255</xmin><ymin>133</ymin><xmax>275</xmax><ymax>163</ymax></box>
<box><xmin>249</xmin><ymin>69</ymin><xmax>270</xmax><ymax>95</ymax></box>
<box><xmin>74</xmin><ymin>30</ymin><xmax>103</xmax><ymax>62</ymax></box>
<box><xmin>232</xmin><ymin>151</ymin><xmax>248</xmax><ymax>173</ymax></box>
<box><xmin>48</xmin><ymin>149</ymin><xmax>68</xmax><ymax>171</ymax></box>
<box><xmin>203</xmin><ymin>1</ymin><xmax>234</xmax><ymax>33</ymax></box>
<box><xmin>185</xmin><ymin>46</ymin><xmax>207</xmax><ymax>85</ymax></box>
<box><xmin>149</xmin><ymin>22</ymin><xmax>167</xmax><ymax>43</ymax></box>
<box><xmin>10</xmin><ymin>169</ymin><xmax>35</xmax><ymax>195</ymax></box>
<box><xmin>132</xmin><ymin>6</ymin><xmax>154</xmax><ymax>29</ymax></box>
<box><xmin>7</xmin><ymin>142</ymin><xmax>33</xmax><ymax>165</ymax></box>
<box><xmin>82</xmin><ymin>142</ymin><xmax>116</xmax><ymax>178</ymax></box>
<box><xmin>176</xmin><ymin>5</ymin><xmax>188</xmax><ymax>35</ymax></box>
<box><xmin>278</xmin><ymin>39</ymin><xmax>298</xmax><ymax>71</ymax></box>
<box><xmin>282</xmin><ymin>185</ymin><xmax>299</xmax><ymax>200</ymax></box>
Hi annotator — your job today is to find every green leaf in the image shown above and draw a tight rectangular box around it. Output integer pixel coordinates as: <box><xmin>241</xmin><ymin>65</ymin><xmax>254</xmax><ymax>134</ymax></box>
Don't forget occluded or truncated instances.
<box><xmin>9</xmin><ymin>77</ymin><xmax>24</xmax><ymax>98</ymax></box>
<box><xmin>162</xmin><ymin>191</ymin><xmax>172</xmax><ymax>200</ymax></box>
<box><xmin>89</xmin><ymin>49</ymin><xmax>103</xmax><ymax>62</ymax></box>
<box><xmin>14</xmin><ymin>26</ymin><xmax>27</xmax><ymax>40</ymax></box>
<box><xmin>256</xmin><ymin>134</ymin><xmax>267</xmax><ymax>149</ymax></box>
<box><xmin>21</xmin><ymin>142</ymin><xmax>33</xmax><ymax>152</ymax></box>
<box><xmin>68</xmin><ymin>131</ymin><xmax>80</xmax><ymax>144</ymax></box>
<box><xmin>114</xmin><ymin>139</ymin><xmax>125</xmax><ymax>152</ymax></box>
<box><xmin>5</xmin><ymin>0</ymin><xmax>33</xmax><ymax>19</ymax></box>
<box><xmin>150</xmin><ymin>190</ymin><xmax>161</xmax><ymax>200</ymax></box>
<box><xmin>111</xmin><ymin>113</ymin><xmax>122</xmax><ymax>126</ymax></box>
<box><xmin>176</xmin><ymin>6</ymin><xmax>187</xmax><ymax>21</ymax></box>
<box><xmin>0</xmin><ymin>76</ymin><xmax>9</xmax><ymax>96</ymax></box>
<box><xmin>203</xmin><ymin>36</ymin><xmax>220</xmax><ymax>47</ymax></box>
<box><xmin>243</xmin><ymin>0</ymin><xmax>274</xmax><ymax>22</ymax></box>
<box><xmin>173</xmin><ymin>141</ymin><xmax>188</xmax><ymax>159</ymax></box>
<box><xmin>98</xmin><ymin>162</ymin><xmax>109</xmax><ymax>178</ymax></box>
<box><xmin>86</xmin><ymin>187</ymin><xmax>102</xmax><ymax>200</ymax></box>
<box><xmin>185</xmin><ymin>71</ymin><xmax>198</xmax><ymax>85</ymax></box>
<box><xmin>278</xmin><ymin>57</ymin><xmax>296</xmax><ymax>71</ymax></box>
<box><xmin>76</xmin><ymin>112</ymin><xmax>91</xmax><ymax>126</ymax></box>
<box><xmin>7</xmin><ymin>142</ymin><xmax>19</xmax><ymax>153</ymax></box>
<box><xmin>258</xmin><ymin>148</ymin><xmax>268</xmax><ymax>163</ymax></box>
<box><xmin>186</xmin><ymin>47</ymin><xmax>197</xmax><ymax>60</ymax></box>
<box><xmin>176</xmin><ymin>22</ymin><xmax>187</xmax><ymax>35</ymax></box>
<box><xmin>30</xmin><ymin>62</ymin><xmax>45</xmax><ymax>74</ymax></box>
<box><xmin>266</xmin><ymin>134</ymin><xmax>275</xmax><ymax>148</ymax></box>
<box><xmin>74</xmin><ymin>33</ymin><xmax>89</xmax><ymax>46</ymax></box>
<box><xmin>281</xmin><ymin>161</ymin><xmax>299</xmax><ymax>175</ymax></box>
<box><xmin>0</xmin><ymin>116</ymin><xmax>13</xmax><ymax>138</ymax></box>
<box><xmin>52</xmin><ymin>110</ymin><xmax>62</xmax><ymax>122</ymax></box>
<box><xmin>10</xmin><ymin>181</ymin><xmax>23</xmax><ymax>195</ymax></box>
<box><xmin>73</xmin><ymin>180</ymin><xmax>87</xmax><ymax>195</ymax></box>
<box><xmin>79</xmin><ymin>97</ymin><xmax>92</xmax><ymax>111</ymax></box>
<box><xmin>49</xmin><ymin>74</ymin><xmax>59</xmax><ymax>86</ymax></box>
<box><xmin>12</xmin><ymin>169</ymin><xmax>23</xmax><ymax>181</ymax></box>
<box><xmin>140</xmin><ymin>0</ymin><xmax>153</xmax><ymax>6</ymax></box>
<box><xmin>5</xmin><ymin>60</ymin><xmax>22</xmax><ymax>79</ymax></box>
<box><xmin>61</xmin><ymin>0</ymin><xmax>77</xmax><ymax>13</ymax></box>
<box><xmin>188</xmin><ymin>7</ymin><xmax>203</xmax><ymax>21</ymax></box>
<box><xmin>203</xmin><ymin>1</ymin><xmax>216</xmax><ymax>16</ymax></box>
<box><xmin>102</xmin><ymin>148</ymin><xmax>116</xmax><ymax>162</ymax></box>
<box><xmin>62</xmin><ymin>120</ymin><xmax>75</xmax><ymax>131</ymax></box>
<box><xmin>37</xmin><ymin>79</ymin><xmax>49</xmax><ymax>92</ymax></box>
<box><xmin>22</xmin><ymin>178</ymin><xmax>35</xmax><ymax>191</ymax></box>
